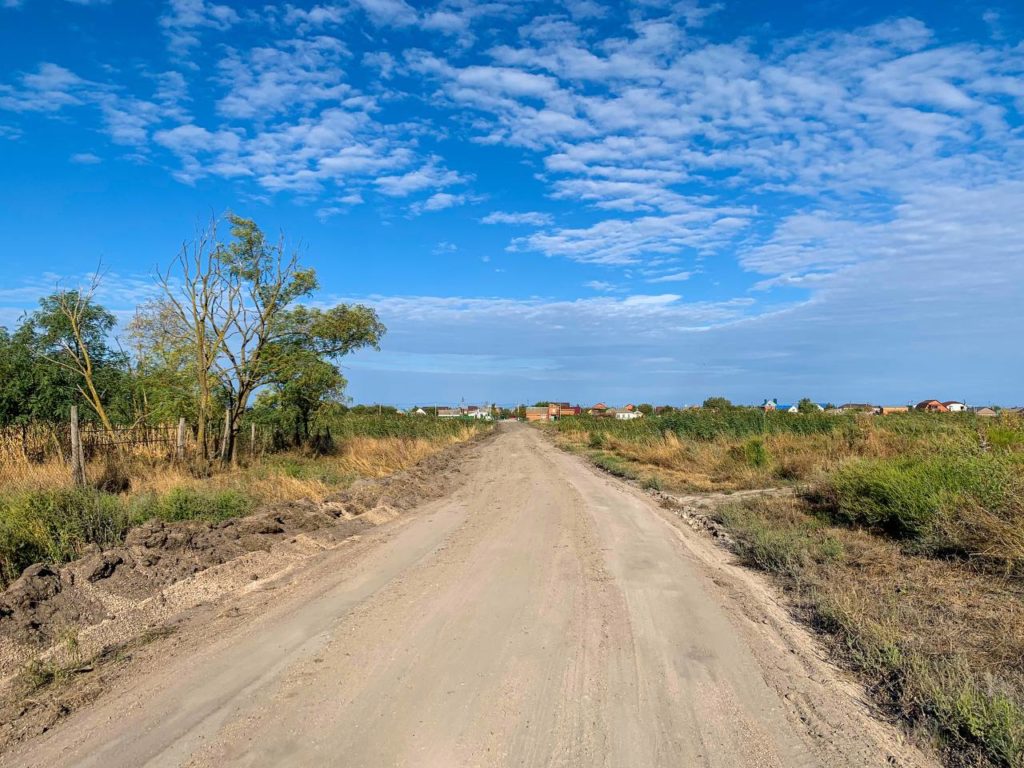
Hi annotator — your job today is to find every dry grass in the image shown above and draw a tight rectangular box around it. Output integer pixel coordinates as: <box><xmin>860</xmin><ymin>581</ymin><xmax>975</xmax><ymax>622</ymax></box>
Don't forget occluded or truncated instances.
<box><xmin>0</xmin><ymin>428</ymin><xmax>478</xmax><ymax>501</ymax></box>
<box><xmin>716</xmin><ymin>495</ymin><xmax>1024</xmax><ymax>767</ymax></box>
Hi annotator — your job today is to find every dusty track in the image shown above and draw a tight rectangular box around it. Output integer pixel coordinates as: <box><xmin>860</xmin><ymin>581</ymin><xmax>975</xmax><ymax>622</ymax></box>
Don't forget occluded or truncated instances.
<box><xmin>2</xmin><ymin>425</ymin><xmax>934</xmax><ymax>767</ymax></box>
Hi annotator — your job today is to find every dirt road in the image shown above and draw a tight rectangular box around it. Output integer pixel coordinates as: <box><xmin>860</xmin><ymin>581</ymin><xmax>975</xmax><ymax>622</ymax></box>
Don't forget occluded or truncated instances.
<box><xmin>4</xmin><ymin>425</ymin><xmax>933</xmax><ymax>767</ymax></box>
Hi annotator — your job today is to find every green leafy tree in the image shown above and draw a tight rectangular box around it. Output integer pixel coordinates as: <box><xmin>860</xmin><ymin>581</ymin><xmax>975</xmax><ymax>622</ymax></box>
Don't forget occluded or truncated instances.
<box><xmin>637</xmin><ymin>403</ymin><xmax>654</xmax><ymax>415</ymax></box>
<box><xmin>797</xmin><ymin>398</ymin><xmax>820</xmax><ymax>414</ymax></box>
<box><xmin>22</xmin><ymin>285</ymin><xmax>127</xmax><ymax>433</ymax></box>
<box><xmin>156</xmin><ymin>215</ymin><xmax>385</xmax><ymax>463</ymax></box>
<box><xmin>126</xmin><ymin>299</ymin><xmax>200</xmax><ymax>425</ymax></box>
<box><xmin>702</xmin><ymin>397</ymin><xmax>733</xmax><ymax>410</ymax></box>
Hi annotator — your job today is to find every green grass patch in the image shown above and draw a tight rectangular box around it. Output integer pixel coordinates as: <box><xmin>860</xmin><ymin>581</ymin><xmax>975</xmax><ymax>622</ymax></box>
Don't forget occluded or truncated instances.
<box><xmin>589</xmin><ymin>452</ymin><xmax>639</xmax><ymax>481</ymax></box>
<box><xmin>808</xmin><ymin>453</ymin><xmax>1024</xmax><ymax>564</ymax></box>
<box><xmin>0</xmin><ymin>485</ymin><xmax>257</xmax><ymax>586</ymax></box>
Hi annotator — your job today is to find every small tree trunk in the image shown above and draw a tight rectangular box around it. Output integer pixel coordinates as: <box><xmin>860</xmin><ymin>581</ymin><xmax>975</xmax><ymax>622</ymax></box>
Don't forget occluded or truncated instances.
<box><xmin>250</xmin><ymin>423</ymin><xmax>256</xmax><ymax>459</ymax></box>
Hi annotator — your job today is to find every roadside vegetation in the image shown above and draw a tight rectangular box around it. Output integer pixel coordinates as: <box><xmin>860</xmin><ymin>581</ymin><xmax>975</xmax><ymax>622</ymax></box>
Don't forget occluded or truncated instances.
<box><xmin>552</xmin><ymin>403</ymin><xmax>1024</xmax><ymax>767</ymax></box>
<box><xmin>0</xmin><ymin>416</ymin><xmax>487</xmax><ymax>587</ymax></box>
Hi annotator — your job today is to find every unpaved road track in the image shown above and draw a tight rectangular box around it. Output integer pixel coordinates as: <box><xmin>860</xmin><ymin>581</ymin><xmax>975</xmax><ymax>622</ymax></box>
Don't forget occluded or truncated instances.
<box><xmin>5</xmin><ymin>425</ymin><xmax>933</xmax><ymax>768</ymax></box>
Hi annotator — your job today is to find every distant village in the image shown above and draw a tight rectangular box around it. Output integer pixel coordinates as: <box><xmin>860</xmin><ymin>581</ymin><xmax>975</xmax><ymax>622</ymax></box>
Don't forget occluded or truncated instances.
<box><xmin>393</xmin><ymin>399</ymin><xmax>1016</xmax><ymax>421</ymax></box>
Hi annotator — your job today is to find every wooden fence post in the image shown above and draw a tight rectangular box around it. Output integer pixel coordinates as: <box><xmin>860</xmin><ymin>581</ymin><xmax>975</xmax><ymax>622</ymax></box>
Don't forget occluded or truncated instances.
<box><xmin>220</xmin><ymin>406</ymin><xmax>231</xmax><ymax>462</ymax></box>
<box><xmin>70</xmin><ymin>406</ymin><xmax>86</xmax><ymax>486</ymax></box>
<box><xmin>250</xmin><ymin>423</ymin><xmax>256</xmax><ymax>459</ymax></box>
<box><xmin>176</xmin><ymin>417</ymin><xmax>187</xmax><ymax>462</ymax></box>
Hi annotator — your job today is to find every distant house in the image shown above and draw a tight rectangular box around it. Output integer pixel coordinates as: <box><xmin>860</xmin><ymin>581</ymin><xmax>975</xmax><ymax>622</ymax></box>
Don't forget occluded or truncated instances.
<box><xmin>622</xmin><ymin>404</ymin><xmax>636</xmax><ymax>412</ymax></box>
<box><xmin>761</xmin><ymin>399</ymin><xmax>778</xmax><ymax>411</ymax></box>
<box><xmin>411</xmin><ymin>408</ymin><xmax>427</xmax><ymax>416</ymax></box>
<box><xmin>879</xmin><ymin>406</ymin><xmax>910</xmax><ymax>415</ymax></box>
<box><xmin>916</xmin><ymin>400</ymin><xmax>949</xmax><ymax>413</ymax></box>
<box><xmin>524</xmin><ymin>406</ymin><xmax>549</xmax><ymax>422</ymax></box>
<box><xmin>589</xmin><ymin>403</ymin><xmax>610</xmax><ymax>416</ymax></box>
<box><xmin>547</xmin><ymin>403</ymin><xmax>580</xmax><ymax>420</ymax></box>
<box><xmin>615</xmin><ymin>410</ymin><xmax>643</xmax><ymax>420</ymax></box>
<box><xmin>436</xmin><ymin>407</ymin><xmax>462</xmax><ymax>418</ymax></box>
<box><xmin>974</xmin><ymin>407</ymin><xmax>997</xmax><ymax>417</ymax></box>
<box><xmin>943</xmin><ymin>401</ymin><xmax>967</xmax><ymax>413</ymax></box>
<box><xmin>777</xmin><ymin>404</ymin><xmax>796</xmax><ymax>413</ymax></box>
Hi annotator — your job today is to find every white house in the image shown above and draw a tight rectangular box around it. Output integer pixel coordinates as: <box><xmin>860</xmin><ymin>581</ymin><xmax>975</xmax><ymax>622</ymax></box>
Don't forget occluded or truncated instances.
<box><xmin>615</xmin><ymin>411</ymin><xmax>643</xmax><ymax>420</ymax></box>
<box><xmin>943</xmin><ymin>401</ymin><xmax>967</xmax><ymax>412</ymax></box>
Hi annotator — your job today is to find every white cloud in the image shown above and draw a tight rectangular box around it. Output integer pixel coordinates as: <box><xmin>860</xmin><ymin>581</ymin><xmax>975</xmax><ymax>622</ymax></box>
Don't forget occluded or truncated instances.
<box><xmin>70</xmin><ymin>151</ymin><xmax>101</xmax><ymax>164</ymax></box>
<box><xmin>352</xmin><ymin>0</ymin><xmax>417</xmax><ymax>26</ymax></box>
<box><xmin>0</xmin><ymin>63</ymin><xmax>89</xmax><ymax>112</ymax></box>
<box><xmin>646</xmin><ymin>271</ymin><xmax>691</xmax><ymax>283</ymax></box>
<box><xmin>481</xmin><ymin>210</ymin><xmax>553</xmax><ymax>226</ymax></box>
<box><xmin>412</xmin><ymin>192</ymin><xmax>465</xmax><ymax>213</ymax></box>
<box><xmin>375</xmin><ymin>158</ymin><xmax>467</xmax><ymax>197</ymax></box>
<box><xmin>160</xmin><ymin>0</ymin><xmax>239</xmax><ymax>55</ymax></box>
<box><xmin>216</xmin><ymin>37</ymin><xmax>350</xmax><ymax>120</ymax></box>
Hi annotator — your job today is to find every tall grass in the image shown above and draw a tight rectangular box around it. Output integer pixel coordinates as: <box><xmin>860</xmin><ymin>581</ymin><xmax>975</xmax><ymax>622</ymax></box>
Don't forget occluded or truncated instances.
<box><xmin>557</xmin><ymin>410</ymin><xmax>846</xmax><ymax>442</ymax></box>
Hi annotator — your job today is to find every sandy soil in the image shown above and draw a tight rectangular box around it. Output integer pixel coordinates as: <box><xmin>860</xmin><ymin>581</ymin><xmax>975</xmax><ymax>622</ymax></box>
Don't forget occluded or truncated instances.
<box><xmin>0</xmin><ymin>424</ymin><xmax>936</xmax><ymax>767</ymax></box>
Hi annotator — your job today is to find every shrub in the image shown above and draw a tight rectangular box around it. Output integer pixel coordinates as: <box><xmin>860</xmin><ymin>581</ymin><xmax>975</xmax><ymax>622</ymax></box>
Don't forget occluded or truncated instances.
<box><xmin>642</xmin><ymin>476</ymin><xmax>662</xmax><ymax>491</ymax></box>
<box><xmin>810</xmin><ymin>454</ymin><xmax>1023</xmax><ymax>561</ymax></box>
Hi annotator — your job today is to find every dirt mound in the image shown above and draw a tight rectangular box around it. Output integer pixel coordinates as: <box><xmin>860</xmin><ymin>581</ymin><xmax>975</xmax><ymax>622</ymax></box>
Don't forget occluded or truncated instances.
<box><xmin>0</xmin><ymin>432</ymin><xmax>486</xmax><ymax>664</ymax></box>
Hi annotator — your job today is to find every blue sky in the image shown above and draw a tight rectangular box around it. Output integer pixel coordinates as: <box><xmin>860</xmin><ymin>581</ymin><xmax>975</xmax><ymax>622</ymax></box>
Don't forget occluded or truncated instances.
<box><xmin>1</xmin><ymin>0</ymin><xmax>1022</xmax><ymax>407</ymax></box>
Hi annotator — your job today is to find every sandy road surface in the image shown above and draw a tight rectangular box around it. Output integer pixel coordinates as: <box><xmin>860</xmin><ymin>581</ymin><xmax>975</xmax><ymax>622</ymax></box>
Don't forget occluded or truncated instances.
<box><xmin>4</xmin><ymin>425</ymin><xmax>933</xmax><ymax>768</ymax></box>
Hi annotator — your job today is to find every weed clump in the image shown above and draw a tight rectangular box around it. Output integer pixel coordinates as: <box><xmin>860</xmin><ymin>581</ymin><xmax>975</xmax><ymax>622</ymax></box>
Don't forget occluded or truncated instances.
<box><xmin>809</xmin><ymin>453</ymin><xmax>1024</xmax><ymax>569</ymax></box>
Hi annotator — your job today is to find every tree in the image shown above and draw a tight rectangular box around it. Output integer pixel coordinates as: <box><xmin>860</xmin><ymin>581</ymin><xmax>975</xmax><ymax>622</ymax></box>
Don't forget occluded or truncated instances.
<box><xmin>156</xmin><ymin>221</ymin><xmax>235</xmax><ymax>460</ymax></box>
<box><xmin>797</xmin><ymin>398</ymin><xmax>820</xmax><ymax>414</ymax></box>
<box><xmin>252</xmin><ymin>353</ymin><xmax>347</xmax><ymax>443</ymax></box>
<box><xmin>637</xmin><ymin>403</ymin><xmax>654</xmax><ymax>415</ymax></box>
<box><xmin>24</xmin><ymin>283</ymin><xmax>126</xmax><ymax>434</ymax></box>
<box><xmin>702</xmin><ymin>397</ymin><xmax>733</xmax><ymax>410</ymax></box>
<box><xmin>211</xmin><ymin>215</ymin><xmax>384</xmax><ymax>463</ymax></box>
<box><xmin>126</xmin><ymin>299</ymin><xmax>199</xmax><ymax>425</ymax></box>
<box><xmin>155</xmin><ymin>214</ymin><xmax>385</xmax><ymax>463</ymax></box>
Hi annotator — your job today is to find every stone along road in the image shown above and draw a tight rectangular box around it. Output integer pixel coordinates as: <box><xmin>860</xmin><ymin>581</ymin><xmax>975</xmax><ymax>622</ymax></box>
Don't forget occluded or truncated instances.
<box><xmin>6</xmin><ymin>424</ymin><xmax>933</xmax><ymax>768</ymax></box>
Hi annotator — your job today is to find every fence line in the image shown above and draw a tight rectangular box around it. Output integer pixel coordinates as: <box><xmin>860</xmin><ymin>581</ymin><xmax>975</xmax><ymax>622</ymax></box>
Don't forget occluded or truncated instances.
<box><xmin>0</xmin><ymin>415</ymin><xmax>273</xmax><ymax>482</ymax></box>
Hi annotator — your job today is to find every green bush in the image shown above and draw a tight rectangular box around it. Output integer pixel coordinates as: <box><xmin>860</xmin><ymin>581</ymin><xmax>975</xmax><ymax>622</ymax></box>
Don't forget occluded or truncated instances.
<box><xmin>811</xmin><ymin>453</ymin><xmax>1022</xmax><ymax>545</ymax></box>
<box><xmin>130</xmin><ymin>488</ymin><xmax>253</xmax><ymax>524</ymax></box>
<box><xmin>730</xmin><ymin>437</ymin><xmax>768</xmax><ymax>468</ymax></box>
<box><xmin>316</xmin><ymin>414</ymin><xmax>491</xmax><ymax>440</ymax></box>
<box><xmin>642</xmin><ymin>476</ymin><xmax>662</xmax><ymax>491</ymax></box>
